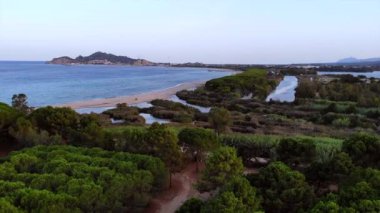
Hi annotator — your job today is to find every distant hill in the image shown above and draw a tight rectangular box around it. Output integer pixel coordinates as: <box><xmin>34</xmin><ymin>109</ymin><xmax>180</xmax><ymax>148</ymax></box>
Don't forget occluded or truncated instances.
<box><xmin>337</xmin><ymin>57</ymin><xmax>380</xmax><ymax>64</ymax></box>
<box><xmin>48</xmin><ymin>52</ymin><xmax>155</xmax><ymax>66</ymax></box>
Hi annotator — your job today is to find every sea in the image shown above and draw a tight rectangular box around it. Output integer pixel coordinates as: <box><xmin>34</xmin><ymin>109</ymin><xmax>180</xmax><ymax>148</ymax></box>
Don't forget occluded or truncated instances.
<box><xmin>0</xmin><ymin>61</ymin><xmax>234</xmax><ymax>107</ymax></box>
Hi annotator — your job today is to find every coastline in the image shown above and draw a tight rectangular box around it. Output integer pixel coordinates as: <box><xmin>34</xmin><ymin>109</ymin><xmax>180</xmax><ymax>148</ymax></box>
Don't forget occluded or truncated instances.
<box><xmin>56</xmin><ymin>80</ymin><xmax>205</xmax><ymax>109</ymax></box>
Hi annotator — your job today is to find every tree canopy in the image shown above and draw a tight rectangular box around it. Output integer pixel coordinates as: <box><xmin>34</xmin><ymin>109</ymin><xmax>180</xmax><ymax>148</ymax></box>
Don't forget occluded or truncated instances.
<box><xmin>178</xmin><ymin>128</ymin><xmax>218</xmax><ymax>170</ymax></box>
<box><xmin>11</xmin><ymin>94</ymin><xmax>30</xmax><ymax>114</ymax></box>
<box><xmin>276</xmin><ymin>138</ymin><xmax>317</xmax><ymax>167</ymax></box>
<box><xmin>208</xmin><ymin>107</ymin><xmax>232</xmax><ymax>135</ymax></box>
<box><xmin>251</xmin><ymin>161</ymin><xmax>315</xmax><ymax>213</ymax></box>
<box><xmin>0</xmin><ymin>145</ymin><xmax>168</xmax><ymax>212</ymax></box>
<box><xmin>198</xmin><ymin>147</ymin><xmax>243</xmax><ymax>191</ymax></box>
<box><xmin>203</xmin><ymin>176</ymin><xmax>261</xmax><ymax>213</ymax></box>
<box><xmin>342</xmin><ymin>132</ymin><xmax>380</xmax><ymax>168</ymax></box>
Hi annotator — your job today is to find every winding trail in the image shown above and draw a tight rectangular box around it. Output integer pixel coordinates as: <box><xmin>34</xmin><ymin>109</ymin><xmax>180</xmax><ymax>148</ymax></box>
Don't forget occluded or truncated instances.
<box><xmin>144</xmin><ymin>163</ymin><xmax>206</xmax><ymax>213</ymax></box>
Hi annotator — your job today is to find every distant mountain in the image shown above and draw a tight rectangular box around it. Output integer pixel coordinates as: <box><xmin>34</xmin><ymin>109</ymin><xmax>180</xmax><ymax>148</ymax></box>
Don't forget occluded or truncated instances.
<box><xmin>337</xmin><ymin>57</ymin><xmax>380</xmax><ymax>64</ymax></box>
<box><xmin>49</xmin><ymin>52</ymin><xmax>155</xmax><ymax>66</ymax></box>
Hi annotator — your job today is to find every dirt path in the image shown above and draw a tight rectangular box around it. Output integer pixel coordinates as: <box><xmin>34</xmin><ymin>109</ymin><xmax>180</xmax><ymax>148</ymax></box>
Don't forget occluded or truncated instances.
<box><xmin>144</xmin><ymin>163</ymin><xmax>205</xmax><ymax>213</ymax></box>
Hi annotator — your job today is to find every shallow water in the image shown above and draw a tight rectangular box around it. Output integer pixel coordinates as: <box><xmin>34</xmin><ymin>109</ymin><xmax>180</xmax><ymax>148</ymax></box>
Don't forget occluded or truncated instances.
<box><xmin>169</xmin><ymin>95</ymin><xmax>211</xmax><ymax>113</ymax></box>
<box><xmin>0</xmin><ymin>61</ymin><xmax>233</xmax><ymax>107</ymax></box>
<box><xmin>75</xmin><ymin>106</ymin><xmax>115</xmax><ymax>114</ymax></box>
<box><xmin>140</xmin><ymin>113</ymin><xmax>170</xmax><ymax>124</ymax></box>
<box><xmin>76</xmin><ymin>105</ymin><xmax>170</xmax><ymax>124</ymax></box>
<box><xmin>76</xmin><ymin>96</ymin><xmax>207</xmax><ymax>124</ymax></box>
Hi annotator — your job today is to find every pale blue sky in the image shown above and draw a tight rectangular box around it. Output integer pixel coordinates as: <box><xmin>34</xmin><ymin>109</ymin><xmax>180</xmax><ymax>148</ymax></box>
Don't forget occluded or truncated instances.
<box><xmin>0</xmin><ymin>0</ymin><xmax>379</xmax><ymax>64</ymax></box>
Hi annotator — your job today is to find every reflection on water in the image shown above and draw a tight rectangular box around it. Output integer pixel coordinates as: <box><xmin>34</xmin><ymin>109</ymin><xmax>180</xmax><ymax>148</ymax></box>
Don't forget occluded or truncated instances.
<box><xmin>75</xmin><ymin>106</ymin><xmax>115</xmax><ymax>114</ymax></box>
<box><xmin>131</xmin><ymin>102</ymin><xmax>153</xmax><ymax>108</ymax></box>
<box><xmin>140</xmin><ymin>113</ymin><xmax>170</xmax><ymax>124</ymax></box>
<box><xmin>75</xmin><ymin>102</ymin><xmax>153</xmax><ymax>114</ymax></box>
<box><xmin>241</xmin><ymin>93</ymin><xmax>253</xmax><ymax>100</ymax></box>
<box><xmin>266</xmin><ymin>76</ymin><xmax>298</xmax><ymax>102</ymax></box>
<box><xmin>76</xmin><ymin>102</ymin><xmax>171</xmax><ymax>124</ymax></box>
<box><xmin>111</xmin><ymin>118</ymin><xmax>125</xmax><ymax>124</ymax></box>
<box><xmin>170</xmin><ymin>95</ymin><xmax>211</xmax><ymax>113</ymax></box>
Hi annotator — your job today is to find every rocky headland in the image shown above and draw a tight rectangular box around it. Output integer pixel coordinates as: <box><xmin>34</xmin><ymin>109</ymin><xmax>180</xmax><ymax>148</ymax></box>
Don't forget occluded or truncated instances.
<box><xmin>48</xmin><ymin>51</ymin><xmax>155</xmax><ymax>66</ymax></box>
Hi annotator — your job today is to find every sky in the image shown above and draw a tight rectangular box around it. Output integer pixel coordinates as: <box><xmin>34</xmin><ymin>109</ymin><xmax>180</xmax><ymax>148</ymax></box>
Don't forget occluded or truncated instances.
<box><xmin>0</xmin><ymin>0</ymin><xmax>379</xmax><ymax>64</ymax></box>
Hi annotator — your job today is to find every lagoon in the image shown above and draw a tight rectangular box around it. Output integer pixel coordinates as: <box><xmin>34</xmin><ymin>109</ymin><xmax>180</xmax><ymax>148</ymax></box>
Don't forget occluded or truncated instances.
<box><xmin>266</xmin><ymin>76</ymin><xmax>298</xmax><ymax>102</ymax></box>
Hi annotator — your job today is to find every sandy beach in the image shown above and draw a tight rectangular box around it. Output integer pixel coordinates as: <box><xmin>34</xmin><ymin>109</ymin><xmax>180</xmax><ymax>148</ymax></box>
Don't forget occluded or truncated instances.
<box><xmin>57</xmin><ymin>80</ymin><xmax>204</xmax><ymax>109</ymax></box>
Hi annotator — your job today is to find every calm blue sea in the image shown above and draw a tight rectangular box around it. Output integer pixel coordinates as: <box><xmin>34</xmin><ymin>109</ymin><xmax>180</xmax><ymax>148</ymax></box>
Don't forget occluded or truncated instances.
<box><xmin>0</xmin><ymin>61</ymin><xmax>233</xmax><ymax>107</ymax></box>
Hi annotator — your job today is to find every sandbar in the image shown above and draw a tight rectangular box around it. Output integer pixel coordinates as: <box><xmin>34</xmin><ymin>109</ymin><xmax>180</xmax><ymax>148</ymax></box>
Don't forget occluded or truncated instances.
<box><xmin>57</xmin><ymin>81</ymin><xmax>204</xmax><ymax>109</ymax></box>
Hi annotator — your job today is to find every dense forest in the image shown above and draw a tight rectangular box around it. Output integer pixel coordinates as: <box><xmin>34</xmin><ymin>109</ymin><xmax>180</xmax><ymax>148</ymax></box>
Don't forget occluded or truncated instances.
<box><xmin>1</xmin><ymin>68</ymin><xmax>380</xmax><ymax>212</ymax></box>
<box><xmin>0</xmin><ymin>146</ymin><xmax>167</xmax><ymax>212</ymax></box>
